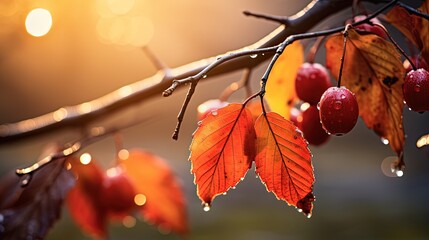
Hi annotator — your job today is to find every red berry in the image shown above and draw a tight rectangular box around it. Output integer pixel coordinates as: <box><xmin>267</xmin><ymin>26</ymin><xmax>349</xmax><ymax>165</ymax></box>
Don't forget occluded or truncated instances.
<box><xmin>197</xmin><ymin>99</ymin><xmax>228</xmax><ymax>120</ymax></box>
<box><xmin>300</xmin><ymin>106</ymin><xmax>330</xmax><ymax>146</ymax></box>
<box><xmin>289</xmin><ymin>106</ymin><xmax>303</xmax><ymax>129</ymax></box>
<box><xmin>319</xmin><ymin>87</ymin><xmax>359</xmax><ymax>135</ymax></box>
<box><xmin>403</xmin><ymin>56</ymin><xmax>429</xmax><ymax>73</ymax></box>
<box><xmin>102</xmin><ymin>169</ymin><xmax>136</xmax><ymax>215</ymax></box>
<box><xmin>295</xmin><ymin>63</ymin><xmax>332</xmax><ymax>105</ymax></box>
<box><xmin>403</xmin><ymin>68</ymin><xmax>429</xmax><ymax>112</ymax></box>
<box><xmin>353</xmin><ymin>15</ymin><xmax>387</xmax><ymax>39</ymax></box>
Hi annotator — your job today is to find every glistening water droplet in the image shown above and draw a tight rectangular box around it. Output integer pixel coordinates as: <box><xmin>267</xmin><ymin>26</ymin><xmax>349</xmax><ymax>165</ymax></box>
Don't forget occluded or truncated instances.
<box><xmin>250</xmin><ymin>54</ymin><xmax>258</xmax><ymax>59</ymax></box>
<box><xmin>21</xmin><ymin>174</ymin><xmax>32</xmax><ymax>187</ymax></box>
<box><xmin>203</xmin><ymin>203</ymin><xmax>211</xmax><ymax>212</ymax></box>
<box><xmin>390</xmin><ymin>161</ymin><xmax>405</xmax><ymax>178</ymax></box>
<box><xmin>414</xmin><ymin>84</ymin><xmax>421</xmax><ymax>92</ymax></box>
<box><xmin>340</xmin><ymin>94</ymin><xmax>346</xmax><ymax>99</ymax></box>
<box><xmin>202</xmin><ymin>75</ymin><xmax>208</xmax><ymax>79</ymax></box>
<box><xmin>333</xmin><ymin>101</ymin><xmax>342</xmax><ymax>110</ymax></box>
<box><xmin>211</xmin><ymin>110</ymin><xmax>218</xmax><ymax>116</ymax></box>
<box><xmin>381</xmin><ymin>137</ymin><xmax>389</xmax><ymax>145</ymax></box>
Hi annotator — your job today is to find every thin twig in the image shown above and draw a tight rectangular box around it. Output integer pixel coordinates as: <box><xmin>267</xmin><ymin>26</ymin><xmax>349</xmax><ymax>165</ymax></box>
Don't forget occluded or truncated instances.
<box><xmin>243</xmin><ymin>10</ymin><xmax>290</xmax><ymax>26</ymax></box>
<box><xmin>163</xmin><ymin>47</ymin><xmax>277</xmax><ymax>97</ymax></box>
<box><xmin>397</xmin><ymin>2</ymin><xmax>429</xmax><ymax>20</ymax></box>
<box><xmin>306</xmin><ymin>35</ymin><xmax>326</xmax><ymax>63</ymax></box>
<box><xmin>16</xmin><ymin>117</ymin><xmax>148</xmax><ymax>177</ymax></box>
<box><xmin>172</xmin><ymin>80</ymin><xmax>198</xmax><ymax>140</ymax></box>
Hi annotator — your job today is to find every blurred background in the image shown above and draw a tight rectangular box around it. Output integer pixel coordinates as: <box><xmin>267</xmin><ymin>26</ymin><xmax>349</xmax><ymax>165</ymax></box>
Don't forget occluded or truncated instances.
<box><xmin>1</xmin><ymin>0</ymin><xmax>429</xmax><ymax>239</ymax></box>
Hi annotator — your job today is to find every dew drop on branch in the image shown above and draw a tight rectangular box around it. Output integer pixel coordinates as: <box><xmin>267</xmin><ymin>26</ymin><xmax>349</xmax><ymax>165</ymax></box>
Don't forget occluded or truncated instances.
<box><xmin>250</xmin><ymin>54</ymin><xmax>258</xmax><ymax>59</ymax></box>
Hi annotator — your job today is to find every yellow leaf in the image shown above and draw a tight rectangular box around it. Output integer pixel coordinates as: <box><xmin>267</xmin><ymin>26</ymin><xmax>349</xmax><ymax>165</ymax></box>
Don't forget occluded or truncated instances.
<box><xmin>265</xmin><ymin>41</ymin><xmax>303</xmax><ymax>119</ymax></box>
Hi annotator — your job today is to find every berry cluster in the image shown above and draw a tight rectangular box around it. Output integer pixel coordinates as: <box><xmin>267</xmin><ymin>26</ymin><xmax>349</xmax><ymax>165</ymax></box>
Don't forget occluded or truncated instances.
<box><xmin>292</xmin><ymin>62</ymin><xmax>360</xmax><ymax>145</ymax></box>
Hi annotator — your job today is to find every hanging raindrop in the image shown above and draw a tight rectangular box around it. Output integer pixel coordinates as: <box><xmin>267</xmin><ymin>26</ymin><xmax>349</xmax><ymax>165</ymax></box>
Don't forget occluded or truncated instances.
<box><xmin>202</xmin><ymin>203</ymin><xmax>211</xmax><ymax>212</ymax></box>
<box><xmin>250</xmin><ymin>54</ymin><xmax>258</xmax><ymax>59</ymax></box>
<box><xmin>21</xmin><ymin>174</ymin><xmax>33</xmax><ymax>187</ymax></box>
<box><xmin>380</xmin><ymin>137</ymin><xmax>389</xmax><ymax>145</ymax></box>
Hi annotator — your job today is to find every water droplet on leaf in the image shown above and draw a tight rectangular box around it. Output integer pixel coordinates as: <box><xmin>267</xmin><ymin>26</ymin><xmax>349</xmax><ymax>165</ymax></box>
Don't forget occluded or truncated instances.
<box><xmin>203</xmin><ymin>203</ymin><xmax>211</xmax><ymax>212</ymax></box>
<box><xmin>21</xmin><ymin>174</ymin><xmax>32</xmax><ymax>187</ymax></box>
<box><xmin>250</xmin><ymin>54</ymin><xmax>258</xmax><ymax>59</ymax></box>
<box><xmin>211</xmin><ymin>110</ymin><xmax>218</xmax><ymax>116</ymax></box>
<box><xmin>380</xmin><ymin>137</ymin><xmax>389</xmax><ymax>145</ymax></box>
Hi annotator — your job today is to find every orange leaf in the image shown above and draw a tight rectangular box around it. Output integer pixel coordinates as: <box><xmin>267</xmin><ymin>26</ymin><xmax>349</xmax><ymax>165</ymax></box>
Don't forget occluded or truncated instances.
<box><xmin>386</xmin><ymin>3</ymin><xmax>429</xmax><ymax>63</ymax></box>
<box><xmin>67</xmin><ymin>158</ymin><xmax>107</xmax><ymax>238</ymax></box>
<box><xmin>189</xmin><ymin>103</ymin><xmax>256</xmax><ymax>206</ymax></box>
<box><xmin>325</xmin><ymin>29</ymin><xmax>405</xmax><ymax>158</ymax></box>
<box><xmin>254</xmin><ymin>112</ymin><xmax>314</xmax><ymax>217</ymax></box>
<box><xmin>119</xmin><ymin>149</ymin><xmax>188</xmax><ymax>235</ymax></box>
<box><xmin>265</xmin><ymin>41</ymin><xmax>303</xmax><ymax>118</ymax></box>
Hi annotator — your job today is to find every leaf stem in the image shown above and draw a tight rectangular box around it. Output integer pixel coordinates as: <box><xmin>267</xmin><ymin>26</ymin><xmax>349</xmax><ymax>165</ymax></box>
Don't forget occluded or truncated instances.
<box><xmin>338</xmin><ymin>25</ymin><xmax>352</xmax><ymax>88</ymax></box>
<box><xmin>163</xmin><ymin>47</ymin><xmax>277</xmax><ymax>97</ymax></box>
<box><xmin>374</xmin><ymin>23</ymin><xmax>417</xmax><ymax>70</ymax></box>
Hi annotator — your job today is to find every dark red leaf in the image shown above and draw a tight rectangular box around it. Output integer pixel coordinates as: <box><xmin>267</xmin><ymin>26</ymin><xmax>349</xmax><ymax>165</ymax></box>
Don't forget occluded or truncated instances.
<box><xmin>0</xmin><ymin>158</ymin><xmax>75</xmax><ymax>240</ymax></box>
<box><xmin>254</xmin><ymin>112</ymin><xmax>314</xmax><ymax>217</ymax></box>
<box><xmin>190</xmin><ymin>103</ymin><xmax>256</xmax><ymax>206</ymax></box>
<box><xmin>66</xmin><ymin>157</ymin><xmax>107</xmax><ymax>238</ymax></box>
<box><xmin>119</xmin><ymin>149</ymin><xmax>188</xmax><ymax>235</ymax></box>
<box><xmin>386</xmin><ymin>3</ymin><xmax>429</xmax><ymax>63</ymax></box>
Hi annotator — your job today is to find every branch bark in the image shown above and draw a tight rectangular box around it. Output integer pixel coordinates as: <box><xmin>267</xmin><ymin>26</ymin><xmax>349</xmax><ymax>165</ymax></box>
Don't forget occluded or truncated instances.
<box><xmin>0</xmin><ymin>0</ymin><xmax>386</xmax><ymax>144</ymax></box>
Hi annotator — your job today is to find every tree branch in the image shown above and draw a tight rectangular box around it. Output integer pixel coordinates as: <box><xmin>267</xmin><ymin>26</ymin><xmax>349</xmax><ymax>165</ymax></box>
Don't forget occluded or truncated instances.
<box><xmin>0</xmin><ymin>0</ymin><xmax>385</xmax><ymax>144</ymax></box>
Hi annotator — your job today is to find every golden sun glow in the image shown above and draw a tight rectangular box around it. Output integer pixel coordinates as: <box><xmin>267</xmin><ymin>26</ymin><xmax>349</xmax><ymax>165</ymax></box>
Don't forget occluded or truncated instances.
<box><xmin>25</xmin><ymin>8</ymin><xmax>53</xmax><ymax>37</ymax></box>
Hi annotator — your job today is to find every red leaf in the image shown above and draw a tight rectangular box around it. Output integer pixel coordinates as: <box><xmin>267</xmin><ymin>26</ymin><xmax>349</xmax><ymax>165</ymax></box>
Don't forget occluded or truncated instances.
<box><xmin>66</xmin><ymin>158</ymin><xmax>107</xmax><ymax>238</ymax></box>
<box><xmin>119</xmin><ymin>149</ymin><xmax>188</xmax><ymax>235</ymax></box>
<box><xmin>189</xmin><ymin>103</ymin><xmax>256</xmax><ymax>206</ymax></box>
<box><xmin>254</xmin><ymin>112</ymin><xmax>314</xmax><ymax>217</ymax></box>
<box><xmin>0</xmin><ymin>158</ymin><xmax>75</xmax><ymax>240</ymax></box>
